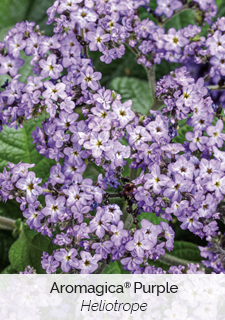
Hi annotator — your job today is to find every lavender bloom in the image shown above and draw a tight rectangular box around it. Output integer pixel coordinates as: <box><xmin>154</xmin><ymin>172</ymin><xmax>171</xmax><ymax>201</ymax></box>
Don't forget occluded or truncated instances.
<box><xmin>111</xmin><ymin>221</ymin><xmax>128</xmax><ymax>246</ymax></box>
<box><xmin>16</xmin><ymin>172</ymin><xmax>43</xmax><ymax>204</ymax></box>
<box><xmin>49</xmin><ymin>163</ymin><xmax>65</xmax><ymax>186</ymax></box>
<box><xmin>78</xmin><ymin>251</ymin><xmax>101</xmax><ymax>274</ymax></box>
<box><xmin>63</xmin><ymin>184</ymin><xmax>89</xmax><ymax>207</ymax></box>
<box><xmin>144</xmin><ymin>164</ymin><xmax>170</xmax><ymax>194</ymax></box>
<box><xmin>64</xmin><ymin>143</ymin><xmax>88</xmax><ymax>166</ymax></box>
<box><xmin>185</xmin><ymin>130</ymin><xmax>209</xmax><ymax>151</ymax></box>
<box><xmin>206</xmin><ymin>119</ymin><xmax>225</xmax><ymax>148</ymax></box>
<box><xmin>8</xmin><ymin>33</ymin><xmax>26</xmax><ymax>58</ymax></box>
<box><xmin>43</xmin><ymin>81</ymin><xmax>67</xmax><ymax>101</ymax></box>
<box><xmin>112</xmin><ymin>100</ymin><xmax>135</xmax><ymax>128</ymax></box>
<box><xmin>163</xmin><ymin>28</ymin><xmax>189</xmax><ymax>53</ymax></box>
<box><xmin>92</xmin><ymin>241</ymin><xmax>113</xmax><ymax>259</ymax></box>
<box><xmin>23</xmin><ymin>204</ymin><xmax>44</xmax><ymax>229</ymax></box>
<box><xmin>53</xmin><ymin>130</ymin><xmax>70</xmax><ymax>148</ymax></box>
<box><xmin>210</xmin><ymin>53</ymin><xmax>225</xmax><ymax>76</ymax></box>
<box><xmin>57</xmin><ymin>0</ymin><xmax>82</xmax><ymax>14</ymax></box>
<box><xmin>39</xmin><ymin>54</ymin><xmax>63</xmax><ymax>79</ymax></box>
<box><xmin>121</xmin><ymin>256</ymin><xmax>143</xmax><ymax>271</ymax></box>
<box><xmin>87</xmin><ymin>27</ymin><xmax>110</xmax><ymax>52</ymax></box>
<box><xmin>198</xmin><ymin>193</ymin><xmax>217</xmax><ymax>218</ymax></box>
<box><xmin>53</xmin><ymin>232</ymin><xmax>72</xmax><ymax>246</ymax></box>
<box><xmin>41</xmin><ymin>255</ymin><xmax>60</xmax><ymax>274</ymax></box>
<box><xmin>163</xmin><ymin>173</ymin><xmax>192</xmax><ymax>202</ymax></box>
<box><xmin>60</xmin><ymin>97</ymin><xmax>76</xmax><ymax>113</ymax></box>
<box><xmin>125</xmin><ymin>230</ymin><xmax>153</xmax><ymax>258</ymax></box>
<box><xmin>89</xmin><ymin>207</ymin><xmax>112</xmax><ymax>238</ymax></box>
<box><xmin>11</xmin><ymin>162</ymin><xmax>35</xmax><ymax>183</ymax></box>
<box><xmin>77</xmin><ymin>66</ymin><xmax>101</xmax><ymax>90</ymax></box>
<box><xmin>155</xmin><ymin>0</ymin><xmax>182</xmax><ymax>18</ymax></box>
<box><xmin>42</xmin><ymin>195</ymin><xmax>66</xmax><ymax>222</ymax></box>
<box><xmin>141</xmin><ymin>219</ymin><xmax>163</xmax><ymax>246</ymax></box>
<box><xmin>71</xmin><ymin>201</ymin><xmax>91</xmax><ymax>223</ymax></box>
<box><xmin>0</xmin><ymin>55</ymin><xmax>24</xmax><ymax>77</ymax></box>
<box><xmin>83</xmin><ymin>130</ymin><xmax>110</xmax><ymax>158</ymax></box>
<box><xmin>54</xmin><ymin>249</ymin><xmax>79</xmax><ymax>272</ymax></box>
<box><xmin>206</xmin><ymin>173</ymin><xmax>225</xmax><ymax>199</ymax></box>
<box><xmin>93</xmin><ymin>88</ymin><xmax>112</xmax><ymax>110</ymax></box>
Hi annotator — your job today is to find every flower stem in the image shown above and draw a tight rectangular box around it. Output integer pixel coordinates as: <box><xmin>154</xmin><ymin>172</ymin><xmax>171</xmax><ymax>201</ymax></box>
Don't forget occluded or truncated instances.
<box><xmin>145</xmin><ymin>65</ymin><xmax>156</xmax><ymax>104</ymax></box>
<box><xmin>95</xmin><ymin>261</ymin><xmax>107</xmax><ymax>274</ymax></box>
<box><xmin>0</xmin><ymin>216</ymin><xmax>16</xmax><ymax>231</ymax></box>
<box><xmin>159</xmin><ymin>253</ymin><xmax>212</xmax><ymax>273</ymax></box>
<box><xmin>207</xmin><ymin>85</ymin><xmax>225</xmax><ymax>91</ymax></box>
<box><xmin>159</xmin><ymin>5</ymin><xmax>190</xmax><ymax>27</ymax></box>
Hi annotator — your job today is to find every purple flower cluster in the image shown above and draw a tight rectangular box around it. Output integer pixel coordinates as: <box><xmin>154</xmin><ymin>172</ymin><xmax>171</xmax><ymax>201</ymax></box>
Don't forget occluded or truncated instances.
<box><xmin>0</xmin><ymin>0</ymin><xmax>225</xmax><ymax>275</ymax></box>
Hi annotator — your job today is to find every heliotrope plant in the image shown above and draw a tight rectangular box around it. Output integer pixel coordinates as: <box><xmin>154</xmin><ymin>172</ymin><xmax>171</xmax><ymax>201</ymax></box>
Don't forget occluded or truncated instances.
<box><xmin>1</xmin><ymin>0</ymin><xmax>225</xmax><ymax>274</ymax></box>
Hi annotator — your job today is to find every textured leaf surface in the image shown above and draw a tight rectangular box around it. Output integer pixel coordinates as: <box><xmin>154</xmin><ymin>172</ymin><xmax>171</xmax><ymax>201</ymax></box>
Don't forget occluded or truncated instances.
<box><xmin>103</xmin><ymin>261</ymin><xmax>130</xmax><ymax>274</ymax></box>
<box><xmin>90</xmin><ymin>49</ymin><xmax>147</xmax><ymax>88</ymax></box>
<box><xmin>0</xmin><ymin>230</ymin><xmax>15</xmax><ymax>272</ymax></box>
<box><xmin>0</xmin><ymin>118</ymin><xmax>56</xmax><ymax>183</ymax></box>
<box><xmin>169</xmin><ymin>241</ymin><xmax>202</xmax><ymax>263</ymax></box>
<box><xmin>0</xmin><ymin>0</ymin><xmax>54</xmax><ymax>35</ymax></box>
<box><xmin>9</xmin><ymin>224</ymin><xmax>58</xmax><ymax>273</ymax></box>
<box><xmin>110</xmin><ymin>77</ymin><xmax>152</xmax><ymax>115</ymax></box>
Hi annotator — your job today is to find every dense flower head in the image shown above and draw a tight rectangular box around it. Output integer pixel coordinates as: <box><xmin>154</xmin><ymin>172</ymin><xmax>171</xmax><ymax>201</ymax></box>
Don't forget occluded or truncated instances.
<box><xmin>1</xmin><ymin>0</ymin><xmax>225</xmax><ymax>275</ymax></box>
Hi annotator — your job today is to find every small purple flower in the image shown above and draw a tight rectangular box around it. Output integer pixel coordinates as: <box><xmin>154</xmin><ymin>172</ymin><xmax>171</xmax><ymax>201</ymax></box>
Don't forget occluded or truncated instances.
<box><xmin>185</xmin><ymin>130</ymin><xmax>209</xmax><ymax>151</ymax></box>
<box><xmin>144</xmin><ymin>164</ymin><xmax>170</xmax><ymax>194</ymax></box>
<box><xmin>54</xmin><ymin>249</ymin><xmax>79</xmax><ymax>273</ymax></box>
<box><xmin>92</xmin><ymin>241</ymin><xmax>113</xmax><ymax>259</ymax></box>
<box><xmin>87</xmin><ymin>27</ymin><xmax>110</xmax><ymax>52</ymax></box>
<box><xmin>71</xmin><ymin>201</ymin><xmax>91</xmax><ymax>223</ymax></box>
<box><xmin>111</xmin><ymin>221</ymin><xmax>128</xmax><ymax>246</ymax></box>
<box><xmin>89</xmin><ymin>207</ymin><xmax>112</xmax><ymax>238</ymax></box>
<box><xmin>155</xmin><ymin>0</ymin><xmax>182</xmax><ymax>18</ymax></box>
<box><xmin>42</xmin><ymin>195</ymin><xmax>66</xmax><ymax>222</ymax></box>
<box><xmin>78</xmin><ymin>251</ymin><xmax>101</xmax><ymax>274</ymax></box>
<box><xmin>206</xmin><ymin>173</ymin><xmax>225</xmax><ymax>199</ymax></box>
<box><xmin>8</xmin><ymin>32</ymin><xmax>26</xmax><ymax>58</ymax></box>
<box><xmin>41</xmin><ymin>255</ymin><xmax>60</xmax><ymax>274</ymax></box>
<box><xmin>16</xmin><ymin>172</ymin><xmax>43</xmax><ymax>204</ymax></box>
<box><xmin>0</xmin><ymin>55</ymin><xmax>24</xmax><ymax>77</ymax></box>
<box><xmin>125</xmin><ymin>230</ymin><xmax>153</xmax><ymax>258</ymax></box>
<box><xmin>163</xmin><ymin>173</ymin><xmax>192</xmax><ymax>202</ymax></box>
<box><xmin>141</xmin><ymin>219</ymin><xmax>163</xmax><ymax>246</ymax></box>
<box><xmin>83</xmin><ymin>130</ymin><xmax>110</xmax><ymax>158</ymax></box>
<box><xmin>43</xmin><ymin>81</ymin><xmax>67</xmax><ymax>101</ymax></box>
<box><xmin>53</xmin><ymin>130</ymin><xmax>70</xmax><ymax>148</ymax></box>
<box><xmin>39</xmin><ymin>54</ymin><xmax>63</xmax><ymax>79</ymax></box>
<box><xmin>206</xmin><ymin>119</ymin><xmax>225</xmax><ymax>148</ymax></box>
<box><xmin>77</xmin><ymin>66</ymin><xmax>101</xmax><ymax>90</ymax></box>
<box><xmin>23</xmin><ymin>204</ymin><xmax>44</xmax><ymax>229</ymax></box>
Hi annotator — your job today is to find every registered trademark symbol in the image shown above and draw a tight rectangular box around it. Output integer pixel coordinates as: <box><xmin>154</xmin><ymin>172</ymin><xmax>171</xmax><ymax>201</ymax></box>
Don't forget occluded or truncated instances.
<box><xmin>124</xmin><ymin>282</ymin><xmax>131</xmax><ymax>288</ymax></box>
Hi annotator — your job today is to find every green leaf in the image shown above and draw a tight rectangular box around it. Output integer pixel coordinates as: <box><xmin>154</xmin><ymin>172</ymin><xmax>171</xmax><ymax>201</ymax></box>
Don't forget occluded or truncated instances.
<box><xmin>155</xmin><ymin>60</ymin><xmax>182</xmax><ymax>81</ymax></box>
<box><xmin>0</xmin><ymin>230</ymin><xmax>15</xmax><ymax>272</ymax></box>
<box><xmin>164</xmin><ymin>9</ymin><xmax>195</xmax><ymax>31</ymax></box>
<box><xmin>172</xmin><ymin>123</ymin><xmax>193</xmax><ymax>144</ymax></box>
<box><xmin>1</xmin><ymin>264</ymin><xmax>18</xmax><ymax>274</ymax></box>
<box><xmin>90</xmin><ymin>49</ymin><xmax>147</xmax><ymax>88</ymax></box>
<box><xmin>169</xmin><ymin>241</ymin><xmax>202</xmax><ymax>263</ymax></box>
<box><xmin>0</xmin><ymin>0</ymin><xmax>53</xmax><ymax>36</ymax></box>
<box><xmin>23</xmin><ymin>224</ymin><xmax>59</xmax><ymax>252</ymax></box>
<box><xmin>110</xmin><ymin>77</ymin><xmax>152</xmax><ymax>115</ymax></box>
<box><xmin>138</xmin><ymin>211</ymin><xmax>168</xmax><ymax>225</ymax></box>
<box><xmin>103</xmin><ymin>261</ymin><xmax>130</xmax><ymax>274</ymax></box>
<box><xmin>0</xmin><ymin>200</ymin><xmax>22</xmax><ymax>220</ymax></box>
<box><xmin>8</xmin><ymin>223</ymin><xmax>58</xmax><ymax>274</ymax></box>
<box><xmin>9</xmin><ymin>229</ymin><xmax>44</xmax><ymax>273</ymax></box>
<box><xmin>0</xmin><ymin>118</ymin><xmax>56</xmax><ymax>183</ymax></box>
